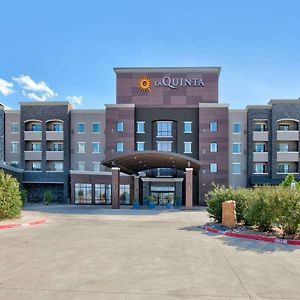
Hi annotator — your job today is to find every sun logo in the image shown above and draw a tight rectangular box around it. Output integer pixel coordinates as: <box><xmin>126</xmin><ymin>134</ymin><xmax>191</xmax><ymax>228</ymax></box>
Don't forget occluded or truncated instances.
<box><xmin>138</xmin><ymin>76</ymin><xmax>152</xmax><ymax>92</ymax></box>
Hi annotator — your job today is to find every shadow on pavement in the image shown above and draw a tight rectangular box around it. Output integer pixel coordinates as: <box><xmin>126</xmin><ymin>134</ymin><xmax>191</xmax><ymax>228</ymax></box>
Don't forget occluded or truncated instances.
<box><xmin>179</xmin><ymin>225</ymin><xmax>300</xmax><ymax>253</ymax></box>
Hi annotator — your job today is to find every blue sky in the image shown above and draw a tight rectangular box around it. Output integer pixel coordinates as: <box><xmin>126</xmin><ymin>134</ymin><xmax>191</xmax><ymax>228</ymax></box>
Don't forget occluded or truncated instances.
<box><xmin>0</xmin><ymin>0</ymin><xmax>299</xmax><ymax>109</ymax></box>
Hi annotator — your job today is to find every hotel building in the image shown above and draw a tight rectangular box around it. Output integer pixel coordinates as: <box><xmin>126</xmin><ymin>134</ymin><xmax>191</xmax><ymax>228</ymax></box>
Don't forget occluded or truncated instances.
<box><xmin>0</xmin><ymin>67</ymin><xmax>299</xmax><ymax>207</ymax></box>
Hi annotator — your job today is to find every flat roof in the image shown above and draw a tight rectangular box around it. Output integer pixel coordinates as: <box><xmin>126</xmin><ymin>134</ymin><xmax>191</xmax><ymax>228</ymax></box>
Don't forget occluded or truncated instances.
<box><xmin>114</xmin><ymin>67</ymin><xmax>221</xmax><ymax>74</ymax></box>
<box><xmin>19</xmin><ymin>101</ymin><xmax>74</xmax><ymax>109</ymax></box>
<box><xmin>268</xmin><ymin>99</ymin><xmax>300</xmax><ymax>105</ymax></box>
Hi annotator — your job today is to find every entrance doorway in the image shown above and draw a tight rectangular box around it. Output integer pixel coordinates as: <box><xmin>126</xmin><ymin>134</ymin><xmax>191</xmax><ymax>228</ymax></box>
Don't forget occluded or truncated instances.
<box><xmin>151</xmin><ymin>192</ymin><xmax>175</xmax><ymax>205</ymax></box>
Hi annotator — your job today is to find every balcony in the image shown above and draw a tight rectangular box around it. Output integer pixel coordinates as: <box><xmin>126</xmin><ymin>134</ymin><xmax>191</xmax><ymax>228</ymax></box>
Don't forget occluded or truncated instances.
<box><xmin>253</xmin><ymin>152</ymin><xmax>268</xmax><ymax>162</ymax></box>
<box><xmin>253</xmin><ymin>131</ymin><xmax>268</xmax><ymax>141</ymax></box>
<box><xmin>277</xmin><ymin>152</ymin><xmax>299</xmax><ymax>162</ymax></box>
<box><xmin>277</xmin><ymin>131</ymin><xmax>299</xmax><ymax>141</ymax></box>
<box><xmin>24</xmin><ymin>151</ymin><xmax>42</xmax><ymax>161</ymax></box>
<box><xmin>46</xmin><ymin>151</ymin><xmax>64</xmax><ymax>161</ymax></box>
<box><xmin>24</xmin><ymin>131</ymin><xmax>42</xmax><ymax>141</ymax></box>
<box><xmin>46</xmin><ymin>131</ymin><xmax>64</xmax><ymax>141</ymax></box>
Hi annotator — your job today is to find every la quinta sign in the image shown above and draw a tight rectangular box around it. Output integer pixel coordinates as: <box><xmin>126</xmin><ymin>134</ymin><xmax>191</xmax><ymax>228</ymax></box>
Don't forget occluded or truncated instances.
<box><xmin>154</xmin><ymin>76</ymin><xmax>204</xmax><ymax>89</ymax></box>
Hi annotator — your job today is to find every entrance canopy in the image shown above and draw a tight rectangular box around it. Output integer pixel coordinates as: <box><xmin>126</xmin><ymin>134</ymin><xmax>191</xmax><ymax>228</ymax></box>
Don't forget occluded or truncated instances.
<box><xmin>102</xmin><ymin>151</ymin><xmax>201</xmax><ymax>175</ymax></box>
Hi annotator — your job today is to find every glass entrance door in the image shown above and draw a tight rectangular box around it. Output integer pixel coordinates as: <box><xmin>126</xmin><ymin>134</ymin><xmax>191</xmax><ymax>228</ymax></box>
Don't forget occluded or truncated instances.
<box><xmin>151</xmin><ymin>192</ymin><xmax>174</xmax><ymax>205</ymax></box>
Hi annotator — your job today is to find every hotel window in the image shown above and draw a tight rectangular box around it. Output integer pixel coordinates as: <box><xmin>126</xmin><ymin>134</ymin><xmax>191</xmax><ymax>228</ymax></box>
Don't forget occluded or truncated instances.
<box><xmin>78</xmin><ymin>162</ymin><xmax>85</xmax><ymax>171</ymax></box>
<box><xmin>116</xmin><ymin>121</ymin><xmax>124</xmax><ymax>132</ymax></box>
<box><xmin>11</xmin><ymin>123</ymin><xmax>19</xmax><ymax>133</ymax></box>
<box><xmin>77</xmin><ymin>123</ymin><xmax>85</xmax><ymax>134</ymax></box>
<box><xmin>157</xmin><ymin>121</ymin><xmax>172</xmax><ymax>137</ymax></box>
<box><xmin>31</xmin><ymin>123</ymin><xmax>42</xmax><ymax>131</ymax></box>
<box><xmin>184</xmin><ymin>142</ymin><xmax>192</xmax><ymax>154</ymax></box>
<box><xmin>78</xmin><ymin>142</ymin><xmax>86</xmax><ymax>153</ymax></box>
<box><xmin>54</xmin><ymin>162</ymin><xmax>63</xmax><ymax>172</ymax></box>
<box><xmin>254</xmin><ymin>163</ymin><xmax>266</xmax><ymax>174</ymax></box>
<box><xmin>116</xmin><ymin>142</ymin><xmax>124</xmax><ymax>152</ymax></box>
<box><xmin>184</xmin><ymin>121</ymin><xmax>192</xmax><ymax>133</ymax></box>
<box><xmin>157</xmin><ymin>141</ymin><xmax>172</xmax><ymax>152</ymax></box>
<box><xmin>136</xmin><ymin>142</ymin><xmax>145</xmax><ymax>152</ymax></box>
<box><xmin>233</xmin><ymin>143</ymin><xmax>241</xmax><ymax>154</ymax></box>
<box><xmin>278</xmin><ymin>163</ymin><xmax>289</xmax><ymax>174</ymax></box>
<box><xmin>210</xmin><ymin>163</ymin><xmax>218</xmax><ymax>173</ymax></box>
<box><xmin>232</xmin><ymin>163</ymin><xmax>241</xmax><ymax>174</ymax></box>
<box><xmin>255</xmin><ymin>143</ymin><xmax>265</xmax><ymax>152</ymax></box>
<box><xmin>53</xmin><ymin>123</ymin><xmax>63</xmax><ymax>131</ymax></box>
<box><xmin>32</xmin><ymin>143</ymin><xmax>41</xmax><ymax>151</ymax></box>
<box><xmin>32</xmin><ymin>162</ymin><xmax>42</xmax><ymax>171</ymax></box>
<box><xmin>53</xmin><ymin>143</ymin><xmax>63</xmax><ymax>151</ymax></box>
<box><xmin>210</xmin><ymin>121</ymin><xmax>218</xmax><ymax>132</ymax></box>
<box><xmin>120</xmin><ymin>184</ymin><xmax>131</xmax><ymax>205</ymax></box>
<box><xmin>74</xmin><ymin>183</ymin><xmax>92</xmax><ymax>204</ymax></box>
<box><xmin>210</xmin><ymin>142</ymin><xmax>218</xmax><ymax>152</ymax></box>
<box><xmin>278</xmin><ymin>124</ymin><xmax>289</xmax><ymax>131</ymax></box>
<box><xmin>92</xmin><ymin>142</ymin><xmax>101</xmax><ymax>153</ymax></box>
<box><xmin>95</xmin><ymin>184</ymin><xmax>112</xmax><ymax>204</ymax></box>
<box><xmin>278</xmin><ymin>144</ymin><xmax>289</xmax><ymax>152</ymax></box>
<box><xmin>92</xmin><ymin>122</ymin><xmax>101</xmax><ymax>133</ymax></box>
<box><xmin>233</xmin><ymin>123</ymin><xmax>241</xmax><ymax>134</ymax></box>
<box><xmin>136</xmin><ymin>121</ymin><xmax>145</xmax><ymax>133</ymax></box>
<box><xmin>93</xmin><ymin>162</ymin><xmax>101</xmax><ymax>172</ymax></box>
<box><xmin>11</xmin><ymin>142</ymin><xmax>19</xmax><ymax>153</ymax></box>
<box><xmin>254</xmin><ymin>123</ymin><xmax>267</xmax><ymax>132</ymax></box>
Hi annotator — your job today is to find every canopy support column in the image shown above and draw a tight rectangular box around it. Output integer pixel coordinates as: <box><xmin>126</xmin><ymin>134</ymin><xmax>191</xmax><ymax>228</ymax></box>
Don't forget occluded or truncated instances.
<box><xmin>112</xmin><ymin>167</ymin><xmax>120</xmax><ymax>209</ymax></box>
<box><xmin>185</xmin><ymin>168</ymin><xmax>193</xmax><ymax>209</ymax></box>
<box><xmin>133</xmin><ymin>175</ymin><xmax>140</xmax><ymax>202</ymax></box>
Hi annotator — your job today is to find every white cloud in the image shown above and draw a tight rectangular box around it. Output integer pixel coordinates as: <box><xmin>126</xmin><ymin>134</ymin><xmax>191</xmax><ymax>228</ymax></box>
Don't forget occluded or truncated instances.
<box><xmin>0</xmin><ymin>79</ymin><xmax>14</xmax><ymax>96</ymax></box>
<box><xmin>67</xmin><ymin>95</ymin><xmax>83</xmax><ymax>106</ymax></box>
<box><xmin>13</xmin><ymin>75</ymin><xmax>57</xmax><ymax>101</ymax></box>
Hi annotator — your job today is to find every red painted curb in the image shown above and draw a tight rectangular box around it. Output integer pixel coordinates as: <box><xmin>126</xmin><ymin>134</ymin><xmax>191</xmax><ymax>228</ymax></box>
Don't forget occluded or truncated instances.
<box><xmin>206</xmin><ymin>226</ymin><xmax>300</xmax><ymax>246</ymax></box>
<box><xmin>0</xmin><ymin>219</ymin><xmax>46</xmax><ymax>230</ymax></box>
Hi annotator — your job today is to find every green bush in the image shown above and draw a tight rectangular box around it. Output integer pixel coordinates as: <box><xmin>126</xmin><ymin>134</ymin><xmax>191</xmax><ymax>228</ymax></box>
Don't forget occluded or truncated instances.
<box><xmin>0</xmin><ymin>171</ymin><xmax>22</xmax><ymax>219</ymax></box>
<box><xmin>281</xmin><ymin>173</ymin><xmax>300</xmax><ymax>190</ymax></box>
<box><xmin>44</xmin><ymin>191</ymin><xmax>53</xmax><ymax>205</ymax></box>
<box><xmin>205</xmin><ymin>184</ymin><xmax>247</xmax><ymax>223</ymax></box>
<box><xmin>243</xmin><ymin>187</ymin><xmax>275</xmax><ymax>231</ymax></box>
<box><xmin>273</xmin><ymin>187</ymin><xmax>300</xmax><ymax>235</ymax></box>
<box><xmin>20</xmin><ymin>189</ymin><xmax>28</xmax><ymax>207</ymax></box>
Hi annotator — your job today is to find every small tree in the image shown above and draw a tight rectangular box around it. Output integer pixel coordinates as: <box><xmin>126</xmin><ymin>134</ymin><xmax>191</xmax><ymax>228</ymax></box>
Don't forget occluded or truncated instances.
<box><xmin>281</xmin><ymin>174</ymin><xmax>300</xmax><ymax>190</ymax></box>
<box><xmin>0</xmin><ymin>171</ymin><xmax>22</xmax><ymax>219</ymax></box>
<box><xmin>44</xmin><ymin>191</ymin><xmax>53</xmax><ymax>205</ymax></box>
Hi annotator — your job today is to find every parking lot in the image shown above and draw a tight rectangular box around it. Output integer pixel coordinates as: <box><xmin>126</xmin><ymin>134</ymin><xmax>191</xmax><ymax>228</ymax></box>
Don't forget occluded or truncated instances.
<box><xmin>0</xmin><ymin>206</ymin><xmax>300</xmax><ymax>300</ymax></box>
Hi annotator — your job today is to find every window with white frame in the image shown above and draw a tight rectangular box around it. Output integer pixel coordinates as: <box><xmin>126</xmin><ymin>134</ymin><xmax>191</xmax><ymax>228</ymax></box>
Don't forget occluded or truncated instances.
<box><xmin>136</xmin><ymin>121</ymin><xmax>145</xmax><ymax>133</ymax></box>
<box><xmin>210</xmin><ymin>121</ymin><xmax>218</xmax><ymax>132</ymax></box>
<box><xmin>10</xmin><ymin>123</ymin><xmax>19</xmax><ymax>133</ymax></box>
<box><xmin>184</xmin><ymin>142</ymin><xmax>192</xmax><ymax>153</ymax></box>
<box><xmin>93</xmin><ymin>162</ymin><xmax>101</xmax><ymax>172</ymax></box>
<box><xmin>53</xmin><ymin>123</ymin><xmax>63</xmax><ymax>131</ymax></box>
<box><xmin>136</xmin><ymin>142</ymin><xmax>145</xmax><ymax>152</ymax></box>
<box><xmin>78</xmin><ymin>162</ymin><xmax>85</xmax><ymax>171</ymax></box>
<box><xmin>210</xmin><ymin>142</ymin><xmax>218</xmax><ymax>152</ymax></box>
<box><xmin>255</xmin><ymin>143</ymin><xmax>266</xmax><ymax>152</ymax></box>
<box><xmin>254</xmin><ymin>163</ymin><xmax>267</xmax><ymax>174</ymax></box>
<box><xmin>157</xmin><ymin>121</ymin><xmax>172</xmax><ymax>137</ymax></box>
<box><xmin>116</xmin><ymin>121</ymin><xmax>124</xmax><ymax>132</ymax></box>
<box><xmin>54</xmin><ymin>162</ymin><xmax>63</xmax><ymax>171</ymax></box>
<box><xmin>232</xmin><ymin>163</ymin><xmax>241</xmax><ymax>174</ymax></box>
<box><xmin>210</xmin><ymin>163</ymin><xmax>218</xmax><ymax>173</ymax></box>
<box><xmin>233</xmin><ymin>123</ymin><xmax>241</xmax><ymax>134</ymax></box>
<box><xmin>278</xmin><ymin>163</ymin><xmax>289</xmax><ymax>174</ymax></box>
<box><xmin>92</xmin><ymin>142</ymin><xmax>101</xmax><ymax>153</ymax></box>
<box><xmin>77</xmin><ymin>123</ymin><xmax>85</xmax><ymax>133</ymax></box>
<box><xmin>11</xmin><ymin>142</ymin><xmax>19</xmax><ymax>153</ymax></box>
<box><xmin>92</xmin><ymin>122</ymin><xmax>101</xmax><ymax>133</ymax></box>
<box><xmin>32</xmin><ymin>162</ymin><xmax>41</xmax><ymax>171</ymax></box>
<box><xmin>233</xmin><ymin>143</ymin><xmax>241</xmax><ymax>154</ymax></box>
<box><xmin>53</xmin><ymin>143</ymin><xmax>63</xmax><ymax>151</ymax></box>
<box><xmin>78</xmin><ymin>142</ymin><xmax>86</xmax><ymax>153</ymax></box>
<box><xmin>116</xmin><ymin>142</ymin><xmax>124</xmax><ymax>152</ymax></box>
<box><xmin>278</xmin><ymin>144</ymin><xmax>289</xmax><ymax>152</ymax></box>
<box><xmin>31</xmin><ymin>143</ymin><xmax>41</xmax><ymax>151</ymax></box>
<box><xmin>184</xmin><ymin>121</ymin><xmax>192</xmax><ymax>133</ymax></box>
<box><xmin>157</xmin><ymin>141</ymin><xmax>172</xmax><ymax>152</ymax></box>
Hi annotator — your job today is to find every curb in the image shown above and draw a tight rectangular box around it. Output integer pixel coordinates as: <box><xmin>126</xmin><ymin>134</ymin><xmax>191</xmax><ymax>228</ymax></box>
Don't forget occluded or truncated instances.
<box><xmin>205</xmin><ymin>226</ymin><xmax>300</xmax><ymax>246</ymax></box>
<box><xmin>0</xmin><ymin>219</ymin><xmax>46</xmax><ymax>230</ymax></box>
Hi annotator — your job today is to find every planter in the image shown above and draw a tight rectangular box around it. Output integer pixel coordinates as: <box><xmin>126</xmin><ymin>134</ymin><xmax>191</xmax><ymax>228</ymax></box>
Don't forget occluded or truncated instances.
<box><xmin>165</xmin><ymin>202</ymin><xmax>173</xmax><ymax>209</ymax></box>
<box><xmin>142</xmin><ymin>199</ymin><xmax>149</xmax><ymax>207</ymax></box>
<box><xmin>149</xmin><ymin>202</ymin><xmax>156</xmax><ymax>209</ymax></box>
<box><xmin>133</xmin><ymin>202</ymin><xmax>140</xmax><ymax>209</ymax></box>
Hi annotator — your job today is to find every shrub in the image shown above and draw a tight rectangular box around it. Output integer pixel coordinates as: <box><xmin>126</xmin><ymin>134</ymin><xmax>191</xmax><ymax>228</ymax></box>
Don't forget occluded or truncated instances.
<box><xmin>281</xmin><ymin>173</ymin><xmax>300</xmax><ymax>190</ymax></box>
<box><xmin>20</xmin><ymin>189</ymin><xmax>28</xmax><ymax>207</ymax></box>
<box><xmin>0</xmin><ymin>171</ymin><xmax>22</xmax><ymax>219</ymax></box>
<box><xmin>206</xmin><ymin>184</ymin><xmax>247</xmax><ymax>223</ymax></box>
<box><xmin>44</xmin><ymin>191</ymin><xmax>53</xmax><ymax>205</ymax></box>
<box><xmin>273</xmin><ymin>187</ymin><xmax>300</xmax><ymax>235</ymax></box>
<box><xmin>243</xmin><ymin>187</ymin><xmax>275</xmax><ymax>231</ymax></box>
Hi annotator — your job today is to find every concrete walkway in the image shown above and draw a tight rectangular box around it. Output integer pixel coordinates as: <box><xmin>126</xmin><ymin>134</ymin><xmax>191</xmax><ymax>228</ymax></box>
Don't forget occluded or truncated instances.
<box><xmin>0</xmin><ymin>206</ymin><xmax>299</xmax><ymax>299</ymax></box>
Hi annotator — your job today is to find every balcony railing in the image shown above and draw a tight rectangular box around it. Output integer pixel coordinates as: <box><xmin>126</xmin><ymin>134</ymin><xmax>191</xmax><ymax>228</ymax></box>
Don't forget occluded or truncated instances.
<box><xmin>277</xmin><ymin>131</ymin><xmax>299</xmax><ymax>141</ymax></box>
